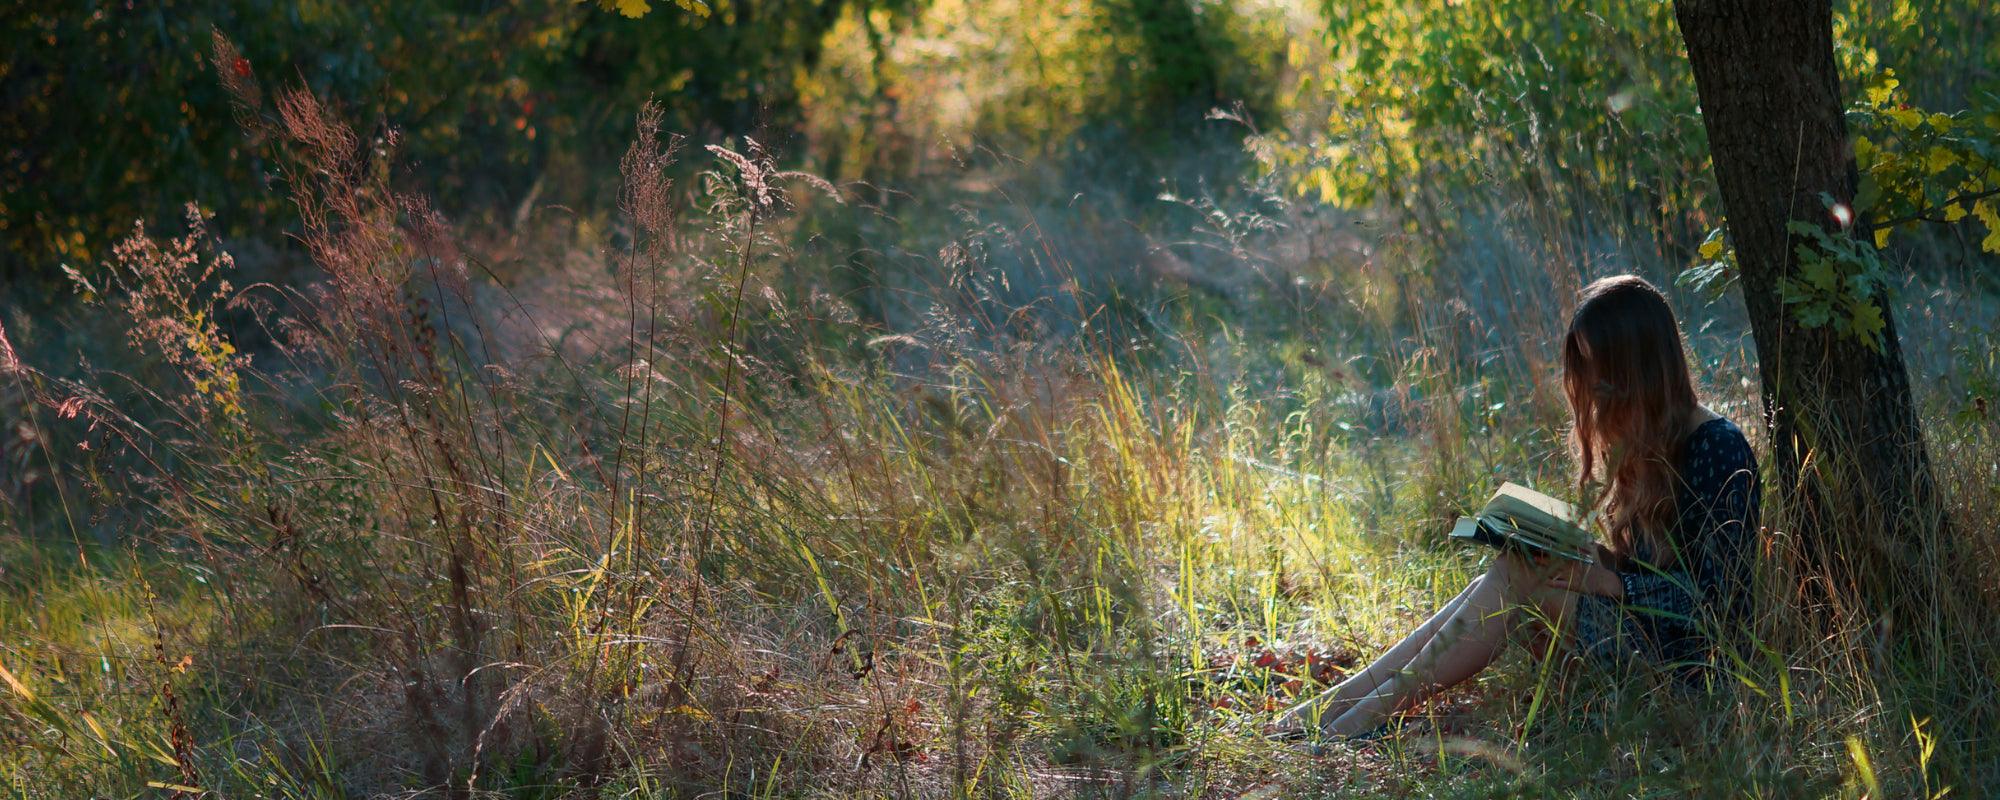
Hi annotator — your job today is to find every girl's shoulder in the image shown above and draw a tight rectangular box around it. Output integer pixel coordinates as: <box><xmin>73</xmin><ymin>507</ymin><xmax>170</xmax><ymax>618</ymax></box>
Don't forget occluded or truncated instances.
<box><xmin>1684</xmin><ymin>415</ymin><xmax>1756</xmax><ymax>474</ymax></box>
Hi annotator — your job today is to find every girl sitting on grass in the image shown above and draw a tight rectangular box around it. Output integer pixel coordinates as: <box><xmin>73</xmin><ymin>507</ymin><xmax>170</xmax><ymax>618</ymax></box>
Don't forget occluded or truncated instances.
<box><xmin>1275</xmin><ymin>274</ymin><xmax>1761</xmax><ymax>740</ymax></box>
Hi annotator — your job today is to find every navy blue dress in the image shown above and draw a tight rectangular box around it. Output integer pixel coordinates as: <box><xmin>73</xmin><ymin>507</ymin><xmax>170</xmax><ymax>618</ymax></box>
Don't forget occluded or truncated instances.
<box><xmin>1572</xmin><ymin>416</ymin><xmax>1761</xmax><ymax>672</ymax></box>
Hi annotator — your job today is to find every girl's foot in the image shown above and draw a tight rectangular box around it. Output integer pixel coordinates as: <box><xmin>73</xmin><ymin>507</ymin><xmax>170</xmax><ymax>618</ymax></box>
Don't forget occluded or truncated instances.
<box><xmin>1266</xmin><ymin>711</ymin><xmax>1397</xmax><ymax>744</ymax></box>
<box><xmin>1263</xmin><ymin>711</ymin><xmax>1311</xmax><ymax>741</ymax></box>
<box><xmin>1274</xmin><ymin>720</ymin><xmax>1397</xmax><ymax>757</ymax></box>
<box><xmin>1269</xmin><ymin>696</ymin><xmax>1341</xmax><ymax>739</ymax></box>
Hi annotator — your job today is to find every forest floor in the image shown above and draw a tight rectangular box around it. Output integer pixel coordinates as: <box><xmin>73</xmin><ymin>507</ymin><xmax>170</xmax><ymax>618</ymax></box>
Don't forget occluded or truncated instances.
<box><xmin>4</xmin><ymin>104</ymin><xmax>2000</xmax><ymax>798</ymax></box>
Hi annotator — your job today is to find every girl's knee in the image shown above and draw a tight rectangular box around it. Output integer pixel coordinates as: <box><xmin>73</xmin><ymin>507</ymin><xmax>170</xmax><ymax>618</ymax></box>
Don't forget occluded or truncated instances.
<box><xmin>1485</xmin><ymin>555</ymin><xmax>1537</xmax><ymax>596</ymax></box>
<box><xmin>1483</xmin><ymin>556</ymin><xmax>1516</xmax><ymax>584</ymax></box>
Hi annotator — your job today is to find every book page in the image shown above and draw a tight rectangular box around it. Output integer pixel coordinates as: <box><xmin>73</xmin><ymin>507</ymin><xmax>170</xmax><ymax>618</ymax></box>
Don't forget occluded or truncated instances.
<box><xmin>1492</xmin><ymin>482</ymin><xmax>1580</xmax><ymax>524</ymax></box>
<box><xmin>1477</xmin><ymin>482</ymin><xmax>1596</xmax><ymax>560</ymax></box>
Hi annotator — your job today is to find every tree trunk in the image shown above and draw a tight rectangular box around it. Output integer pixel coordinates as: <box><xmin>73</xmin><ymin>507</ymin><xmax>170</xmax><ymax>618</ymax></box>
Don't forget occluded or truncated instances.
<box><xmin>1673</xmin><ymin>0</ymin><xmax>1947</xmax><ymax>621</ymax></box>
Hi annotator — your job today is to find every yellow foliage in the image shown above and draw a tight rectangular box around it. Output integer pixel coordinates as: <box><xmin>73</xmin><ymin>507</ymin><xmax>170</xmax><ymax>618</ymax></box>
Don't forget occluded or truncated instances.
<box><xmin>1924</xmin><ymin>147</ymin><xmax>1958</xmax><ymax>175</ymax></box>
<box><xmin>1863</xmin><ymin>72</ymin><xmax>1899</xmax><ymax>105</ymax></box>
<box><xmin>1886</xmin><ymin>107</ymin><xmax>1924</xmax><ymax>130</ymax></box>
<box><xmin>1977</xmin><ymin>201</ymin><xmax>2000</xmax><ymax>254</ymax></box>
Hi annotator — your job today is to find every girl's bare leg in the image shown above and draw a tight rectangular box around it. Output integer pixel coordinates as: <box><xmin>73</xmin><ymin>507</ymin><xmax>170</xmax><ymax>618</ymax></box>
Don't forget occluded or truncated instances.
<box><xmin>1274</xmin><ymin>578</ymin><xmax>1484</xmax><ymax>731</ymax></box>
<box><xmin>1322</xmin><ymin>555</ymin><xmax>1575</xmax><ymax>737</ymax></box>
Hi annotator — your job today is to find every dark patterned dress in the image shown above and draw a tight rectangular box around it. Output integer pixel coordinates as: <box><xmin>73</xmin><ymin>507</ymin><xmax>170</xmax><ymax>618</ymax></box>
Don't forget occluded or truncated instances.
<box><xmin>1572</xmin><ymin>416</ymin><xmax>1761</xmax><ymax>673</ymax></box>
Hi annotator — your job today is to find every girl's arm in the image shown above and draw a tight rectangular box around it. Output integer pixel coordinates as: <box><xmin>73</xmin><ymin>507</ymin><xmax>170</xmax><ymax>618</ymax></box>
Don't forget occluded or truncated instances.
<box><xmin>1617</xmin><ymin>429</ymin><xmax>1760</xmax><ymax>625</ymax></box>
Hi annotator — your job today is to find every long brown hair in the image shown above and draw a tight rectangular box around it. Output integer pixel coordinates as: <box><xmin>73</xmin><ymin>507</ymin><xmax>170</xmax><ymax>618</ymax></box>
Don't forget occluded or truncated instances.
<box><xmin>1561</xmin><ymin>275</ymin><xmax>1699</xmax><ymax>562</ymax></box>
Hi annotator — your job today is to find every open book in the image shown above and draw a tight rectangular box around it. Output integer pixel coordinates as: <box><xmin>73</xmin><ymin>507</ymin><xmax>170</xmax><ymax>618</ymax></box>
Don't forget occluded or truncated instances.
<box><xmin>1448</xmin><ymin>482</ymin><xmax>1597</xmax><ymax>564</ymax></box>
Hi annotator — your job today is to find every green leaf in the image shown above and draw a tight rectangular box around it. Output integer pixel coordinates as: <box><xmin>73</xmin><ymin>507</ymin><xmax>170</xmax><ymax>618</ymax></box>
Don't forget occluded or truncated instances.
<box><xmin>1846</xmin><ymin>273</ymin><xmax>1875</xmax><ymax>299</ymax></box>
<box><xmin>1849</xmin><ymin>301</ymin><xmax>1886</xmax><ymax>351</ymax></box>
<box><xmin>1776</xmin><ymin>277</ymin><xmax>1810</xmax><ymax>304</ymax></box>
<box><xmin>1853</xmin><ymin>173</ymin><xmax>1881</xmax><ymax>212</ymax></box>
<box><xmin>1785</xmin><ymin>219</ymin><xmax>1827</xmax><ymax>240</ymax></box>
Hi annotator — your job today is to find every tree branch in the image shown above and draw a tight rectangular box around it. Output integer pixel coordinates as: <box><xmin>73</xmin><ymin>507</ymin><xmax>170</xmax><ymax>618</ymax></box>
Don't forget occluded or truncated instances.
<box><xmin>1868</xmin><ymin>185</ymin><xmax>2000</xmax><ymax>231</ymax></box>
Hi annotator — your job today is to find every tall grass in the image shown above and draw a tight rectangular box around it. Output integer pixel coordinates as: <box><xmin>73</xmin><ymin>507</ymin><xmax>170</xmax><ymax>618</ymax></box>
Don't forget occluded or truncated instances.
<box><xmin>4</xmin><ymin>31</ymin><xmax>2000</xmax><ymax>800</ymax></box>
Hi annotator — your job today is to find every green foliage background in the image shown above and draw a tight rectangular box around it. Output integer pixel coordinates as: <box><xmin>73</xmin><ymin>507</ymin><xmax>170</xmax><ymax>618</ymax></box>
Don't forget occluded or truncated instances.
<box><xmin>2</xmin><ymin>0</ymin><xmax>1284</xmax><ymax>287</ymax></box>
<box><xmin>12</xmin><ymin>0</ymin><xmax>1993</xmax><ymax>306</ymax></box>
<box><xmin>2</xmin><ymin>0</ymin><xmax>908</xmax><ymax>283</ymax></box>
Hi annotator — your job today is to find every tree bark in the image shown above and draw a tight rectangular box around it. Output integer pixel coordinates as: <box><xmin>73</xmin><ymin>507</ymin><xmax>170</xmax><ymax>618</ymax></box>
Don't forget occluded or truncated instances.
<box><xmin>1673</xmin><ymin>0</ymin><xmax>1947</xmax><ymax>621</ymax></box>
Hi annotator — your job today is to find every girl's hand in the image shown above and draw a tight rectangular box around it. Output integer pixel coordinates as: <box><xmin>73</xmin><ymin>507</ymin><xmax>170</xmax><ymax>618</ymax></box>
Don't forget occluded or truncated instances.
<box><xmin>1544</xmin><ymin>561</ymin><xmax>1625</xmax><ymax>599</ymax></box>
